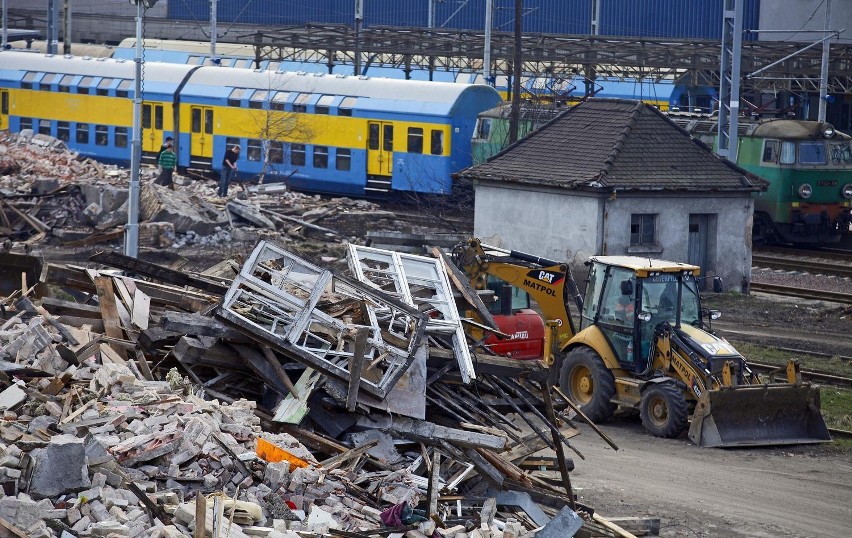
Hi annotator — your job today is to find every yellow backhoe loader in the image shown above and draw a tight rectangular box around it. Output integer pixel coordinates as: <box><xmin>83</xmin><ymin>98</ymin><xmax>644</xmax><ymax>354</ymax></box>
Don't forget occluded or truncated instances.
<box><xmin>451</xmin><ymin>238</ymin><xmax>830</xmax><ymax>448</ymax></box>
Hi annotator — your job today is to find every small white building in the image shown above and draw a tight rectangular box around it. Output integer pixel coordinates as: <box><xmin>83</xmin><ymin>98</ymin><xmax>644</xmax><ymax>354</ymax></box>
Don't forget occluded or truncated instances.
<box><xmin>459</xmin><ymin>99</ymin><xmax>768</xmax><ymax>291</ymax></box>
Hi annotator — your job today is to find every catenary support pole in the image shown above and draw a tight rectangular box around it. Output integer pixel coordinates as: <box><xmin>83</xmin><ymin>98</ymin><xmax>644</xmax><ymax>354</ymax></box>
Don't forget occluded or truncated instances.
<box><xmin>508</xmin><ymin>0</ymin><xmax>522</xmax><ymax>144</ymax></box>
<box><xmin>63</xmin><ymin>0</ymin><xmax>71</xmax><ymax>55</ymax></box>
<box><xmin>818</xmin><ymin>0</ymin><xmax>831</xmax><ymax>122</ymax></box>
<box><xmin>483</xmin><ymin>0</ymin><xmax>492</xmax><ymax>85</ymax></box>
<box><xmin>125</xmin><ymin>1</ymin><xmax>143</xmax><ymax>258</ymax></box>
<box><xmin>210</xmin><ymin>0</ymin><xmax>217</xmax><ymax>61</ymax></box>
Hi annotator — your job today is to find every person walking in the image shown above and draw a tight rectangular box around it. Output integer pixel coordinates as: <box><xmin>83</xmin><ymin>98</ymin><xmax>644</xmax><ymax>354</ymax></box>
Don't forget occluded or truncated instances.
<box><xmin>218</xmin><ymin>145</ymin><xmax>240</xmax><ymax>197</ymax></box>
<box><xmin>156</xmin><ymin>136</ymin><xmax>174</xmax><ymax>162</ymax></box>
<box><xmin>155</xmin><ymin>140</ymin><xmax>177</xmax><ymax>190</ymax></box>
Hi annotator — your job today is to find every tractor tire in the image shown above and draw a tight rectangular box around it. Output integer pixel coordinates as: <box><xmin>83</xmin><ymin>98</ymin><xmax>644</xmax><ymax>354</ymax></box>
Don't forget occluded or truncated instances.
<box><xmin>559</xmin><ymin>347</ymin><xmax>617</xmax><ymax>423</ymax></box>
<box><xmin>640</xmin><ymin>383</ymin><xmax>689</xmax><ymax>438</ymax></box>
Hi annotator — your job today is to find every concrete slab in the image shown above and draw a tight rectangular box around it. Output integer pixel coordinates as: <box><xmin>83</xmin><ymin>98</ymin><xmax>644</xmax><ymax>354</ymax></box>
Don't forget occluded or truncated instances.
<box><xmin>29</xmin><ymin>435</ymin><xmax>91</xmax><ymax>499</ymax></box>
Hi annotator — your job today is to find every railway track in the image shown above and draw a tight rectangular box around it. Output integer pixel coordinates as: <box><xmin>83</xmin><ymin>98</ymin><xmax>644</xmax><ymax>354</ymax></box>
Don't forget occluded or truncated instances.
<box><xmin>748</xmin><ymin>362</ymin><xmax>852</xmax><ymax>390</ymax></box>
<box><xmin>752</xmin><ymin>252</ymin><xmax>852</xmax><ymax>279</ymax></box>
<box><xmin>749</xmin><ymin>282</ymin><xmax>852</xmax><ymax>304</ymax></box>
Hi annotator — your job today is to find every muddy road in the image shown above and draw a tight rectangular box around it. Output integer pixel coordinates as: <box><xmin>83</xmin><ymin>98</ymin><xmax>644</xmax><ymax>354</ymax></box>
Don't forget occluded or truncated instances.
<box><xmin>563</xmin><ymin>417</ymin><xmax>852</xmax><ymax>537</ymax></box>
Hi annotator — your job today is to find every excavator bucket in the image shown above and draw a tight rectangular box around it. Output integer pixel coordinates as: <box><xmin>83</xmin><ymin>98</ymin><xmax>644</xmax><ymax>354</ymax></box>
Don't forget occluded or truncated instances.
<box><xmin>688</xmin><ymin>384</ymin><xmax>831</xmax><ymax>448</ymax></box>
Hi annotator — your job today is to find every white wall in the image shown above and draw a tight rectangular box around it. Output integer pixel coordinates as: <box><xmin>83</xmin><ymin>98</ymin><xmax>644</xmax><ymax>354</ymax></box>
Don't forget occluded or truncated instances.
<box><xmin>758</xmin><ymin>0</ymin><xmax>852</xmax><ymax>45</ymax></box>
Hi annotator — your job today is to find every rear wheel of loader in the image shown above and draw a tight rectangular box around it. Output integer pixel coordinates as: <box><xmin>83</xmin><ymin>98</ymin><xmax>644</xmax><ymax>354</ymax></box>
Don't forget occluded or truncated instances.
<box><xmin>559</xmin><ymin>347</ymin><xmax>617</xmax><ymax>423</ymax></box>
<box><xmin>640</xmin><ymin>383</ymin><xmax>689</xmax><ymax>438</ymax></box>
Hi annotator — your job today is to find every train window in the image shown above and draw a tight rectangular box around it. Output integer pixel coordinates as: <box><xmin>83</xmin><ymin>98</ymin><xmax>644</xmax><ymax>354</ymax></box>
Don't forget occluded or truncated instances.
<box><xmin>97</xmin><ymin>78</ymin><xmax>113</xmax><ymax>96</ymax></box>
<box><xmin>780</xmin><ymin>141</ymin><xmax>795</xmax><ymax>164</ymax></box>
<box><xmin>762</xmin><ymin>140</ymin><xmax>779</xmax><ymax>163</ymax></box>
<box><xmin>155</xmin><ymin>106</ymin><xmax>163</xmax><ymax>130</ymax></box>
<box><xmin>20</xmin><ymin>118</ymin><xmax>32</xmax><ymax>131</ymax></box>
<box><xmin>339</xmin><ymin>97</ymin><xmax>356</xmax><ymax>116</ymax></box>
<box><xmin>116</xmin><ymin>80</ymin><xmax>132</xmax><ymax>98</ymax></box>
<box><xmin>228</xmin><ymin>88</ymin><xmax>247</xmax><ymax>107</ymax></box>
<box><xmin>40</xmin><ymin>73</ymin><xmax>57</xmax><ymax>90</ymax></box>
<box><xmin>269</xmin><ymin>141</ymin><xmax>284</xmax><ymax>164</ymax></box>
<box><xmin>316</xmin><ymin>95</ymin><xmax>334</xmax><ymax>115</ymax></box>
<box><xmin>226</xmin><ymin>137</ymin><xmax>241</xmax><ymax>151</ymax></box>
<box><xmin>115</xmin><ymin>127</ymin><xmax>128</xmax><ymax>148</ymax></box>
<box><xmin>630</xmin><ymin>214</ymin><xmax>656</xmax><ymax>246</ymax></box>
<box><xmin>830</xmin><ymin>142</ymin><xmax>852</xmax><ymax>164</ymax></box>
<box><xmin>247</xmin><ymin>139</ymin><xmax>262</xmax><ymax>162</ymax></box>
<box><xmin>336</xmin><ymin>148</ymin><xmax>351</xmax><ymax>171</ymax></box>
<box><xmin>57</xmin><ymin>121</ymin><xmax>70</xmax><ymax>142</ymax></box>
<box><xmin>799</xmin><ymin>141</ymin><xmax>826</xmax><ymax>165</ymax></box>
<box><xmin>38</xmin><ymin>120</ymin><xmax>51</xmax><ymax>135</ymax></box>
<box><xmin>368</xmin><ymin>124</ymin><xmax>380</xmax><ymax>150</ymax></box>
<box><xmin>249</xmin><ymin>90</ymin><xmax>268</xmax><ymax>109</ymax></box>
<box><xmin>142</xmin><ymin>105</ymin><xmax>152</xmax><ymax>129</ymax></box>
<box><xmin>430</xmin><ymin>130</ymin><xmax>444</xmax><ymax>155</ymax></box>
<box><xmin>21</xmin><ymin>72</ymin><xmax>37</xmax><ymax>90</ymax></box>
<box><xmin>95</xmin><ymin>125</ymin><xmax>109</xmax><ymax>146</ymax></box>
<box><xmin>205</xmin><ymin>109</ymin><xmax>213</xmax><ymax>135</ymax></box>
<box><xmin>314</xmin><ymin>146</ymin><xmax>329</xmax><ymax>168</ymax></box>
<box><xmin>383</xmin><ymin>125</ymin><xmax>393</xmax><ymax>151</ymax></box>
<box><xmin>293</xmin><ymin>93</ymin><xmax>310</xmax><ymax>113</ymax></box>
<box><xmin>407</xmin><ymin>128</ymin><xmax>424</xmax><ymax>153</ymax></box>
<box><xmin>291</xmin><ymin>144</ymin><xmax>306</xmax><ymax>166</ymax></box>
<box><xmin>475</xmin><ymin>118</ymin><xmax>492</xmax><ymax>140</ymax></box>
<box><xmin>76</xmin><ymin>123</ymin><xmax>89</xmax><ymax>144</ymax></box>
<box><xmin>58</xmin><ymin>75</ymin><xmax>74</xmax><ymax>93</ymax></box>
<box><xmin>271</xmin><ymin>92</ymin><xmax>289</xmax><ymax>111</ymax></box>
<box><xmin>78</xmin><ymin>76</ymin><xmax>94</xmax><ymax>95</ymax></box>
<box><xmin>1</xmin><ymin>92</ymin><xmax>8</xmax><ymax>114</ymax></box>
<box><xmin>187</xmin><ymin>56</ymin><xmax>203</xmax><ymax>65</ymax></box>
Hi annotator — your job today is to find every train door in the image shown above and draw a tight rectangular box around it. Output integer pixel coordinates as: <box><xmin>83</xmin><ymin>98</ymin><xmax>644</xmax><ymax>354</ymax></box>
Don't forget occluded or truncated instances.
<box><xmin>366</xmin><ymin>121</ymin><xmax>393</xmax><ymax>191</ymax></box>
<box><xmin>0</xmin><ymin>90</ymin><xmax>8</xmax><ymax>131</ymax></box>
<box><xmin>141</xmin><ymin>103</ymin><xmax>164</xmax><ymax>153</ymax></box>
<box><xmin>190</xmin><ymin>105</ymin><xmax>214</xmax><ymax>166</ymax></box>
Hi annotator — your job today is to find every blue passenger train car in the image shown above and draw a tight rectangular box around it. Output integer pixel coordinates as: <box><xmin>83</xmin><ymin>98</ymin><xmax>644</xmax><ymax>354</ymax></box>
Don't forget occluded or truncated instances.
<box><xmin>0</xmin><ymin>51</ymin><xmax>502</xmax><ymax>196</ymax></box>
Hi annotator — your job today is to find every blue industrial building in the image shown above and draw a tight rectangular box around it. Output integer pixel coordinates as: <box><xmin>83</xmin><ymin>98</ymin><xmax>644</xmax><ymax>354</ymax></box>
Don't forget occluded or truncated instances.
<box><xmin>168</xmin><ymin>0</ymin><xmax>760</xmax><ymax>40</ymax></box>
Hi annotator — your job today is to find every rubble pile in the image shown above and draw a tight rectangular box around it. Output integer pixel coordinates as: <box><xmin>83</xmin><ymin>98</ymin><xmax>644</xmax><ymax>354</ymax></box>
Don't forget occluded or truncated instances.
<box><xmin>0</xmin><ymin>237</ymin><xmax>652</xmax><ymax>538</ymax></box>
<box><xmin>0</xmin><ymin>133</ymin><xmax>466</xmax><ymax>258</ymax></box>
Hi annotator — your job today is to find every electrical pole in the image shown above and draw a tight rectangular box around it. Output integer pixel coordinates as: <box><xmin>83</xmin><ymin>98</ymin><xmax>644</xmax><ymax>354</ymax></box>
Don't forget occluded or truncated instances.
<box><xmin>483</xmin><ymin>0</ymin><xmax>492</xmax><ymax>85</ymax></box>
<box><xmin>817</xmin><ymin>0</ymin><xmax>831</xmax><ymax>122</ymax></box>
<box><xmin>2</xmin><ymin>0</ymin><xmax>8</xmax><ymax>50</ymax></box>
<box><xmin>354</xmin><ymin>0</ymin><xmax>363</xmax><ymax>76</ymax></box>
<box><xmin>717</xmin><ymin>0</ymin><xmax>743</xmax><ymax>163</ymax></box>
<box><xmin>210</xmin><ymin>0</ymin><xmax>217</xmax><ymax>61</ymax></box>
<box><xmin>126</xmin><ymin>0</ymin><xmax>147</xmax><ymax>258</ymax></box>
<box><xmin>63</xmin><ymin>0</ymin><xmax>71</xmax><ymax>55</ymax></box>
<box><xmin>508</xmin><ymin>0</ymin><xmax>522</xmax><ymax>144</ymax></box>
<box><xmin>46</xmin><ymin>0</ymin><xmax>59</xmax><ymax>54</ymax></box>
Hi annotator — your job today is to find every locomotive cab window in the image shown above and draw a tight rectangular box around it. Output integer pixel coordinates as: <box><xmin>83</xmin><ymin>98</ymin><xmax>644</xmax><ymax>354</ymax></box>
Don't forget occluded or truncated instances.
<box><xmin>431</xmin><ymin>130</ymin><xmax>444</xmax><ymax>155</ymax></box>
<box><xmin>407</xmin><ymin>128</ymin><xmax>424</xmax><ymax>153</ymax></box>
<box><xmin>762</xmin><ymin>140</ymin><xmax>779</xmax><ymax>163</ymax></box>
<box><xmin>475</xmin><ymin>118</ymin><xmax>492</xmax><ymax>140</ymax></box>
<box><xmin>799</xmin><ymin>141</ymin><xmax>826</xmax><ymax>165</ymax></box>
<box><xmin>780</xmin><ymin>141</ymin><xmax>796</xmax><ymax>164</ymax></box>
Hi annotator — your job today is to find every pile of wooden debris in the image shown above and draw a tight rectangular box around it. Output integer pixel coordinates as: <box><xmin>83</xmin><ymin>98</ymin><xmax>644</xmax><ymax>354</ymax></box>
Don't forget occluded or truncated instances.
<box><xmin>0</xmin><ymin>239</ymin><xmax>656</xmax><ymax>538</ymax></box>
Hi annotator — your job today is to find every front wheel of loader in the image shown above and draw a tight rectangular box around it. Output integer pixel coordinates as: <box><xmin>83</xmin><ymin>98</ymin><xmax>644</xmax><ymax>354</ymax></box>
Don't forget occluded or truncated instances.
<box><xmin>640</xmin><ymin>383</ymin><xmax>689</xmax><ymax>438</ymax></box>
<box><xmin>559</xmin><ymin>347</ymin><xmax>617</xmax><ymax>423</ymax></box>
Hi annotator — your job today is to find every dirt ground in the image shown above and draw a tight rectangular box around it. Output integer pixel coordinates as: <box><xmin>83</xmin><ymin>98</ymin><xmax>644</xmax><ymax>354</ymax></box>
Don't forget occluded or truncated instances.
<box><xmin>564</xmin><ymin>417</ymin><xmax>852</xmax><ymax>537</ymax></box>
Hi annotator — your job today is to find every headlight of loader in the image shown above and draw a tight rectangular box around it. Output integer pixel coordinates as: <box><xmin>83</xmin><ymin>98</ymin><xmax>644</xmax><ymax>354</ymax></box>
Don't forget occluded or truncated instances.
<box><xmin>798</xmin><ymin>183</ymin><xmax>813</xmax><ymax>199</ymax></box>
<box><xmin>843</xmin><ymin>184</ymin><xmax>852</xmax><ymax>199</ymax></box>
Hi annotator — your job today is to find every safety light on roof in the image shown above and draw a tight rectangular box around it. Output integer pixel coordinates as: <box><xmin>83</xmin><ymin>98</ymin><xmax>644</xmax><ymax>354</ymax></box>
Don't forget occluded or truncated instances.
<box><xmin>798</xmin><ymin>183</ymin><xmax>813</xmax><ymax>199</ymax></box>
<box><xmin>843</xmin><ymin>184</ymin><xmax>852</xmax><ymax>199</ymax></box>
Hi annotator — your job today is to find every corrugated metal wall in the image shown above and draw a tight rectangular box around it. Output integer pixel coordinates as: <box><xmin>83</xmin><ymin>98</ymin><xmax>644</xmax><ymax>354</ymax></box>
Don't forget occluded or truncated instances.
<box><xmin>167</xmin><ymin>0</ymin><xmax>757</xmax><ymax>39</ymax></box>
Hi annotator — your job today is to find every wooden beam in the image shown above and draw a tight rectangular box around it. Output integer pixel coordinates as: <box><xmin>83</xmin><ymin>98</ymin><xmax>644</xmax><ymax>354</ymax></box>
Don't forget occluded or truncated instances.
<box><xmin>93</xmin><ymin>276</ymin><xmax>128</xmax><ymax>361</ymax></box>
<box><xmin>542</xmin><ymin>381</ymin><xmax>576</xmax><ymax>509</ymax></box>
<box><xmin>426</xmin><ymin>450</ymin><xmax>441</xmax><ymax>517</ymax></box>
<box><xmin>346</xmin><ymin>327</ymin><xmax>368</xmax><ymax>411</ymax></box>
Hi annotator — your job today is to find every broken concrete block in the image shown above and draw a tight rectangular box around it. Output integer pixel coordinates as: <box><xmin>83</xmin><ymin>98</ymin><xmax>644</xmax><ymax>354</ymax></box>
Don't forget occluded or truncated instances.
<box><xmin>0</xmin><ymin>382</ymin><xmax>27</xmax><ymax>412</ymax></box>
<box><xmin>0</xmin><ymin>496</ymin><xmax>44</xmax><ymax>529</ymax></box>
<box><xmin>28</xmin><ymin>435</ymin><xmax>91</xmax><ymax>499</ymax></box>
<box><xmin>91</xmin><ymin>520</ymin><xmax>130</xmax><ymax>536</ymax></box>
<box><xmin>533</xmin><ymin>505</ymin><xmax>583</xmax><ymax>538</ymax></box>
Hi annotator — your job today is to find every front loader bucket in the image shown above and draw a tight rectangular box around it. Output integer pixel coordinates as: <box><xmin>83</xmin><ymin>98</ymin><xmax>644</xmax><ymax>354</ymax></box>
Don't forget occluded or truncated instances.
<box><xmin>688</xmin><ymin>384</ymin><xmax>831</xmax><ymax>448</ymax></box>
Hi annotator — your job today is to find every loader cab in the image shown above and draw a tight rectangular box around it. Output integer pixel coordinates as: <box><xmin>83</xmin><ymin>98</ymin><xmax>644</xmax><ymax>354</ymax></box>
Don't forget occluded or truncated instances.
<box><xmin>582</xmin><ymin>257</ymin><xmax>701</xmax><ymax>373</ymax></box>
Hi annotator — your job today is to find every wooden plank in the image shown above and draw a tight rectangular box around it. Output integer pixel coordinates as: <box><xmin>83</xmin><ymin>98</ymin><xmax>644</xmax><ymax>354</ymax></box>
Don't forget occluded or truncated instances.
<box><xmin>113</xmin><ymin>278</ymin><xmax>135</xmax><ymax>315</ymax></box>
<box><xmin>131</xmin><ymin>288</ymin><xmax>151</xmax><ymax>330</ymax></box>
<box><xmin>261</xmin><ymin>346</ymin><xmax>297</xmax><ymax>398</ymax></box>
<box><xmin>346</xmin><ymin>327</ymin><xmax>368</xmax><ymax>411</ymax></box>
<box><xmin>93</xmin><ymin>276</ymin><xmax>128</xmax><ymax>361</ymax></box>
<box><xmin>591</xmin><ymin>514</ymin><xmax>640</xmax><ymax>538</ymax></box>
<box><xmin>194</xmin><ymin>491</ymin><xmax>207</xmax><ymax>538</ymax></box>
<box><xmin>40</xmin><ymin>297</ymin><xmax>103</xmax><ymax>319</ymax></box>
<box><xmin>426</xmin><ymin>450</ymin><xmax>441</xmax><ymax>517</ymax></box>
<box><xmin>272</xmin><ymin>368</ymin><xmax>321</xmax><ymax>424</ymax></box>
<box><xmin>317</xmin><ymin>439</ymin><xmax>379</xmax><ymax>472</ymax></box>
<box><xmin>542</xmin><ymin>380</ymin><xmax>576</xmax><ymax>508</ymax></box>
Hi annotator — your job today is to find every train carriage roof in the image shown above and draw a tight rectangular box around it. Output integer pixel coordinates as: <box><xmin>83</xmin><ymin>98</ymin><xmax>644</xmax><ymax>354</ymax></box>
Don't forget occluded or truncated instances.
<box><xmin>0</xmin><ymin>51</ymin><xmax>194</xmax><ymax>90</ymax></box>
<box><xmin>750</xmin><ymin>119</ymin><xmax>851</xmax><ymax>140</ymax></box>
<box><xmin>184</xmin><ymin>66</ymin><xmax>500</xmax><ymax>115</ymax></box>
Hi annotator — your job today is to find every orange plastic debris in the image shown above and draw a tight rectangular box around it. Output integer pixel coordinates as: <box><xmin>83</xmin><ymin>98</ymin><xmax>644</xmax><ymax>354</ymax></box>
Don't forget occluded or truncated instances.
<box><xmin>255</xmin><ymin>437</ymin><xmax>309</xmax><ymax>469</ymax></box>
